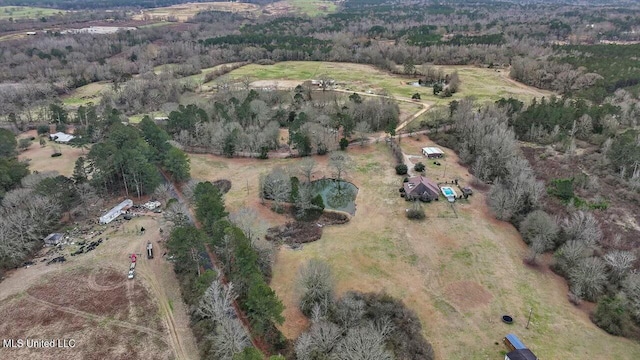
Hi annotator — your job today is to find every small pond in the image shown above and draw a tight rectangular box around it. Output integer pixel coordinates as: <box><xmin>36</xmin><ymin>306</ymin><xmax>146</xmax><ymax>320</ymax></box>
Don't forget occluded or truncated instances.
<box><xmin>311</xmin><ymin>179</ymin><xmax>358</xmax><ymax>215</ymax></box>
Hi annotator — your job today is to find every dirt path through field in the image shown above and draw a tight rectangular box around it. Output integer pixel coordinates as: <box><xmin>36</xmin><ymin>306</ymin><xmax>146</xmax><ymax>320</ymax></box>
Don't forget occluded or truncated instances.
<box><xmin>137</xmin><ymin>241</ymin><xmax>198</xmax><ymax>360</ymax></box>
<box><xmin>24</xmin><ymin>293</ymin><xmax>168</xmax><ymax>340</ymax></box>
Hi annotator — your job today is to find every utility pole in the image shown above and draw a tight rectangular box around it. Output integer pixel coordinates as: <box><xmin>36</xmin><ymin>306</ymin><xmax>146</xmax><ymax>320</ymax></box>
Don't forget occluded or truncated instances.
<box><xmin>526</xmin><ymin>308</ymin><xmax>533</xmax><ymax>329</ymax></box>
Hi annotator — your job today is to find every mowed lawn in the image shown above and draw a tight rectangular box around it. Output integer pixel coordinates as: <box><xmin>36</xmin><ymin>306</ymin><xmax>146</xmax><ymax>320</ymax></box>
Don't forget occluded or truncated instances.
<box><xmin>189</xmin><ymin>144</ymin><xmax>640</xmax><ymax>360</ymax></box>
<box><xmin>0</xmin><ymin>6</ymin><xmax>64</xmax><ymax>20</ymax></box>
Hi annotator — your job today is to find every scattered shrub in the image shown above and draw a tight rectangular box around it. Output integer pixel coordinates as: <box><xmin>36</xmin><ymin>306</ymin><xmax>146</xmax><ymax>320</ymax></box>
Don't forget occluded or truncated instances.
<box><xmin>395</xmin><ymin>164</ymin><xmax>408</xmax><ymax>175</ymax></box>
<box><xmin>593</xmin><ymin>295</ymin><xmax>634</xmax><ymax>337</ymax></box>
<box><xmin>406</xmin><ymin>208</ymin><xmax>425</xmax><ymax>220</ymax></box>
<box><xmin>37</xmin><ymin>125</ymin><xmax>49</xmax><ymax>135</ymax></box>
<box><xmin>339</xmin><ymin>137</ymin><xmax>349</xmax><ymax>150</ymax></box>
<box><xmin>414</xmin><ymin>162</ymin><xmax>425</xmax><ymax>172</ymax></box>
<box><xmin>211</xmin><ymin>179</ymin><xmax>232</xmax><ymax>194</ymax></box>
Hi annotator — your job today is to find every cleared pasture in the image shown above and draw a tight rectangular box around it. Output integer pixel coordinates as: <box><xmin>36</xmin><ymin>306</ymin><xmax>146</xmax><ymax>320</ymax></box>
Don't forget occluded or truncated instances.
<box><xmin>0</xmin><ymin>6</ymin><xmax>64</xmax><ymax>20</ymax></box>
<box><xmin>221</xmin><ymin>62</ymin><xmax>553</xmax><ymax>104</ymax></box>
<box><xmin>132</xmin><ymin>2</ymin><xmax>260</xmax><ymax>22</ymax></box>
<box><xmin>188</xmin><ymin>142</ymin><xmax>640</xmax><ymax>360</ymax></box>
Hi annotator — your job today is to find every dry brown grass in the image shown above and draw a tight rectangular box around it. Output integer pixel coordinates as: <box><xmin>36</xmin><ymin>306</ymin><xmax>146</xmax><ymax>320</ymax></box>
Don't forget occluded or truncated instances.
<box><xmin>17</xmin><ymin>131</ymin><xmax>86</xmax><ymax>177</ymax></box>
<box><xmin>0</xmin><ymin>217</ymin><xmax>198</xmax><ymax>360</ymax></box>
<box><xmin>188</xmin><ymin>141</ymin><xmax>640</xmax><ymax>360</ymax></box>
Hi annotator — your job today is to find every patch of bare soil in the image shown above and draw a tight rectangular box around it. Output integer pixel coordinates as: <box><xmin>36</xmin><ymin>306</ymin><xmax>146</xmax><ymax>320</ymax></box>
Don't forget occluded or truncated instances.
<box><xmin>444</xmin><ymin>281</ymin><xmax>493</xmax><ymax>309</ymax></box>
<box><xmin>0</xmin><ymin>295</ymin><xmax>170</xmax><ymax>360</ymax></box>
<box><xmin>266</xmin><ymin>221</ymin><xmax>322</xmax><ymax>245</ymax></box>
<box><xmin>251</xmin><ymin>79</ymin><xmax>302</xmax><ymax>89</ymax></box>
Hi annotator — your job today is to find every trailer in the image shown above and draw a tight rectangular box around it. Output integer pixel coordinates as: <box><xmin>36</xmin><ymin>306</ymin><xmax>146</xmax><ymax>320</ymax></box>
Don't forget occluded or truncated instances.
<box><xmin>146</xmin><ymin>242</ymin><xmax>154</xmax><ymax>259</ymax></box>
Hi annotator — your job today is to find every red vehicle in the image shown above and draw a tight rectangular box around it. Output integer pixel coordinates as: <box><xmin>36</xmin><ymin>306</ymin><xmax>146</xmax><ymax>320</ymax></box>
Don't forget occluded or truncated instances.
<box><xmin>131</xmin><ymin>254</ymin><xmax>137</xmax><ymax>263</ymax></box>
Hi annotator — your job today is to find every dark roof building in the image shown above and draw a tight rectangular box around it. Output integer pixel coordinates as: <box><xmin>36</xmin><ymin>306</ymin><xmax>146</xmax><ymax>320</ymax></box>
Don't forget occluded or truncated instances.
<box><xmin>404</xmin><ymin>176</ymin><xmax>439</xmax><ymax>201</ymax></box>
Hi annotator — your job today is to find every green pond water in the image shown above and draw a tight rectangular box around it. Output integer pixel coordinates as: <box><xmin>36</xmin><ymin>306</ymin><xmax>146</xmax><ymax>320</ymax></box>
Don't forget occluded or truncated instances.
<box><xmin>311</xmin><ymin>179</ymin><xmax>358</xmax><ymax>215</ymax></box>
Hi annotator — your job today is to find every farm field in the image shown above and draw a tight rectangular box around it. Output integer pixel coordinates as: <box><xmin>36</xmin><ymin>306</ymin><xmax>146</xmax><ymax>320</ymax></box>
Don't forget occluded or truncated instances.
<box><xmin>0</xmin><ymin>216</ymin><xmax>198</xmax><ymax>360</ymax></box>
<box><xmin>188</xmin><ymin>142</ymin><xmax>640</xmax><ymax>360</ymax></box>
<box><xmin>0</xmin><ymin>6</ymin><xmax>64</xmax><ymax>20</ymax></box>
<box><xmin>132</xmin><ymin>2</ymin><xmax>260</xmax><ymax>22</ymax></box>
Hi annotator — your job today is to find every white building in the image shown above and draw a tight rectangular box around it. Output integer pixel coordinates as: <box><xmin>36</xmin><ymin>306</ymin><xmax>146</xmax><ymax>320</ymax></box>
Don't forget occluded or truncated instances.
<box><xmin>422</xmin><ymin>147</ymin><xmax>444</xmax><ymax>159</ymax></box>
<box><xmin>99</xmin><ymin>199</ymin><xmax>133</xmax><ymax>224</ymax></box>
<box><xmin>49</xmin><ymin>132</ymin><xmax>75</xmax><ymax>143</ymax></box>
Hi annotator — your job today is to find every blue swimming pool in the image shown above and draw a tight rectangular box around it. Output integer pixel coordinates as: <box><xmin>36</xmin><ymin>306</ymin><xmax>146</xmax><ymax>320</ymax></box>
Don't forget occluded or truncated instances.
<box><xmin>441</xmin><ymin>186</ymin><xmax>456</xmax><ymax>198</ymax></box>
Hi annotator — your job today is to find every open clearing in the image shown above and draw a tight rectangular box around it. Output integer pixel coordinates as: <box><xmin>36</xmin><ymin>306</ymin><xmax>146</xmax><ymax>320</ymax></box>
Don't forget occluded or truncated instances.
<box><xmin>17</xmin><ymin>132</ymin><xmax>86</xmax><ymax>177</ymax></box>
<box><xmin>0</xmin><ymin>6</ymin><xmax>64</xmax><ymax>20</ymax></box>
<box><xmin>221</xmin><ymin>61</ymin><xmax>552</xmax><ymax>104</ymax></box>
<box><xmin>188</xmin><ymin>141</ymin><xmax>640</xmax><ymax>360</ymax></box>
<box><xmin>286</xmin><ymin>0</ymin><xmax>337</xmax><ymax>16</ymax></box>
<box><xmin>0</xmin><ymin>216</ymin><xmax>198</xmax><ymax>360</ymax></box>
<box><xmin>62</xmin><ymin>81</ymin><xmax>109</xmax><ymax>107</ymax></box>
<box><xmin>132</xmin><ymin>2</ymin><xmax>260</xmax><ymax>22</ymax></box>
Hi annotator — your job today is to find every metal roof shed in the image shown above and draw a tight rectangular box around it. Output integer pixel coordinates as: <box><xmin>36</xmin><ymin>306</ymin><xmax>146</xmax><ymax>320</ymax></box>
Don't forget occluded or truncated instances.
<box><xmin>505</xmin><ymin>349</ymin><xmax>538</xmax><ymax>360</ymax></box>
<box><xmin>504</xmin><ymin>333</ymin><xmax>527</xmax><ymax>351</ymax></box>
<box><xmin>422</xmin><ymin>147</ymin><xmax>444</xmax><ymax>158</ymax></box>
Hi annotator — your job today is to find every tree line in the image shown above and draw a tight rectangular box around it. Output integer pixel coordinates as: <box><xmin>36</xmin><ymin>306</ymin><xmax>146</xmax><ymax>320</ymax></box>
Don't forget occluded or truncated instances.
<box><xmin>432</xmin><ymin>98</ymin><xmax>640</xmax><ymax>339</ymax></box>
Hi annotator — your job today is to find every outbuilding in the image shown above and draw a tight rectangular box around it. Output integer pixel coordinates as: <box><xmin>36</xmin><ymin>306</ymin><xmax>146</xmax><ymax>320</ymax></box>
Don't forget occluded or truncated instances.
<box><xmin>505</xmin><ymin>349</ymin><xmax>538</xmax><ymax>360</ymax></box>
<box><xmin>503</xmin><ymin>334</ymin><xmax>538</xmax><ymax>360</ymax></box>
<box><xmin>43</xmin><ymin>233</ymin><xmax>64</xmax><ymax>246</ymax></box>
<box><xmin>422</xmin><ymin>147</ymin><xmax>444</xmax><ymax>158</ymax></box>
<box><xmin>49</xmin><ymin>132</ymin><xmax>75</xmax><ymax>143</ymax></box>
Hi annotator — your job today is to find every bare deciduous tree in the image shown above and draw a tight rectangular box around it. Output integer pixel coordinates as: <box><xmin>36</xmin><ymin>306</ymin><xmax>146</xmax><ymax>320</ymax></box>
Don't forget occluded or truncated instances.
<box><xmin>561</xmin><ymin>211</ymin><xmax>602</xmax><ymax>247</ymax></box>
<box><xmin>569</xmin><ymin>256</ymin><xmax>608</xmax><ymax>301</ymax></box>
<box><xmin>299</xmin><ymin>157</ymin><xmax>317</xmax><ymax>184</ymax></box>
<box><xmin>520</xmin><ymin>210</ymin><xmax>558</xmax><ymax>263</ymax></box>
<box><xmin>329</xmin><ymin>151</ymin><xmax>352</xmax><ymax>181</ymax></box>
<box><xmin>294</xmin><ymin>321</ymin><xmax>342</xmax><ymax>360</ymax></box>
<box><xmin>260</xmin><ymin>167</ymin><xmax>291</xmax><ymax>212</ymax></box>
<box><xmin>603</xmin><ymin>250</ymin><xmax>636</xmax><ymax>284</ymax></box>
<box><xmin>335</xmin><ymin>323</ymin><xmax>394</xmax><ymax>360</ymax></box>
<box><xmin>298</xmin><ymin>259</ymin><xmax>335</xmax><ymax>317</ymax></box>
<box><xmin>212</xmin><ymin>317</ymin><xmax>251</xmax><ymax>360</ymax></box>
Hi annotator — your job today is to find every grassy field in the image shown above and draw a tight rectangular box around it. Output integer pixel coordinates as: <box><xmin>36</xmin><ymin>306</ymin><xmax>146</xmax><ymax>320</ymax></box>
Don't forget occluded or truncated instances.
<box><xmin>287</xmin><ymin>0</ymin><xmax>337</xmax><ymax>16</ymax></box>
<box><xmin>62</xmin><ymin>81</ymin><xmax>109</xmax><ymax>107</ymax></box>
<box><xmin>222</xmin><ymin>62</ymin><xmax>552</xmax><ymax>103</ymax></box>
<box><xmin>17</xmin><ymin>131</ymin><xmax>86</xmax><ymax>177</ymax></box>
<box><xmin>188</xmin><ymin>142</ymin><xmax>640</xmax><ymax>360</ymax></box>
<box><xmin>0</xmin><ymin>6</ymin><xmax>64</xmax><ymax>20</ymax></box>
<box><xmin>132</xmin><ymin>2</ymin><xmax>259</xmax><ymax>22</ymax></box>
